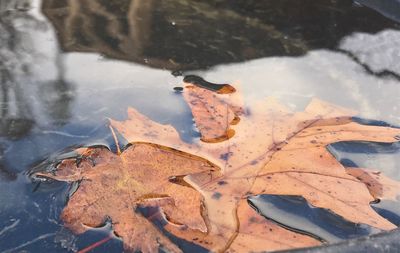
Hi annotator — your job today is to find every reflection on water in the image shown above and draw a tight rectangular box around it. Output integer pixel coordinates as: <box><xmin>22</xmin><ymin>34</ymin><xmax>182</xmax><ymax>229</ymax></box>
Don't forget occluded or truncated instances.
<box><xmin>248</xmin><ymin>195</ymin><xmax>381</xmax><ymax>243</ymax></box>
<box><xmin>340</xmin><ymin>29</ymin><xmax>400</xmax><ymax>78</ymax></box>
<box><xmin>42</xmin><ymin>0</ymin><xmax>399</xmax><ymax>70</ymax></box>
<box><xmin>356</xmin><ymin>0</ymin><xmax>400</xmax><ymax>23</ymax></box>
<box><xmin>0</xmin><ymin>0</ymin><xmax>74</xmax><ymax>136</ymax></box>
<box><xmin>0</xmin><ymin>0</ymin><xmax>400</xmax><ymax>252</ymax></box>
<box><xmin>194</xmin><ymin>49</ymin><xmax>400</xmax><ymax>125</ymax></box>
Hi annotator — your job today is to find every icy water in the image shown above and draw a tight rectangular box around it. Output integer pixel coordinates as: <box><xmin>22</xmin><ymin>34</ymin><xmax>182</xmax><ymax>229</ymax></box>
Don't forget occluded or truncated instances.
<box><xmin>1</xmin><ymin>0</ymin><xmax>400</xmax><ymax>252</ymax></box>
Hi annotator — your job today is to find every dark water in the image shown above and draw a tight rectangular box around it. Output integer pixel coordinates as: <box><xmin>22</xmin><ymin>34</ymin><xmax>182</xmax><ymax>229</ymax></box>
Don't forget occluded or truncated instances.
<box><xmin>248</xmin><ymin>195</ymin><xmax>381</xmax><ymax>243</ymax></box>
<box><xmin>1</xmin><ymin>0</ymin><xmax>400</xmax><ymax>252</ymax></box>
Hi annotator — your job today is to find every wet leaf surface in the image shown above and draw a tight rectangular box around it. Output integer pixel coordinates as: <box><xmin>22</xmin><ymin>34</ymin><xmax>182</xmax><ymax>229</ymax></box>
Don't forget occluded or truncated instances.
<box><xmin>36</xmin><ymin>83</ymin><xmax>400</xmax><ymax>252</ymax></box>
<box><xmin>36</xmin><ymin>144</ymin><xmax>216</xmax><ymax>253</ymax></box>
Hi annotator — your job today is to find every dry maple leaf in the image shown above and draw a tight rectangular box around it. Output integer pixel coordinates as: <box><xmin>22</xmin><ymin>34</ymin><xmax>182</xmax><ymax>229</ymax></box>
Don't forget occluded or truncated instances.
<box><xmin>110</xmin><ymin>83</ymin><xmax>400</xmax><ymax>252</ymax></box>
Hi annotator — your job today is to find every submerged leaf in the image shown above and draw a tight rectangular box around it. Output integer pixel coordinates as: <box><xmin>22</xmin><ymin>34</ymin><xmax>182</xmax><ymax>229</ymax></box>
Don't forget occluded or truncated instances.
<box><xmin>110</xmin><ymin>84</ymin><xmax>400</xmax><ymax>251</ymax></box>
<box><xmin>36</xmin><ymin>82</ymin><xmax>400</xmax><ymax>252</ymax></box>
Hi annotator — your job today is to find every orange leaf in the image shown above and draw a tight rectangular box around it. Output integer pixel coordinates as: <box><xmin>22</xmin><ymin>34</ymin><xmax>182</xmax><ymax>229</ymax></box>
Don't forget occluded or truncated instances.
<box><xmin>110</xmin><ymin>84</ymin><xmax>399</xmax><ymax>251</ymax></box>
<box><xmin>36</xmin><ymin>83</ymin><xmax>400</xmax><ymax>252</ymax></box>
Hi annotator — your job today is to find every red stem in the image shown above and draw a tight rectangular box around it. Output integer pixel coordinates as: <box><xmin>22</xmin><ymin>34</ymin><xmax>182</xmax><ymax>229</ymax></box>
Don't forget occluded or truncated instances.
<box><xmin>77</xmin><ymin>235</ymin><xmax>113</xmax><ymax>253</ymax></box>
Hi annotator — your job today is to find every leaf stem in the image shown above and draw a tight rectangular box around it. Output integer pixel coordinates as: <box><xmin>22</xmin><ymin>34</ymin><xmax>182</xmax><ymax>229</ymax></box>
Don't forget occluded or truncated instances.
<box><xmin>77</xmin><ymin>235</ymin><xmax>113</xmax><ymax>253</ymax></box>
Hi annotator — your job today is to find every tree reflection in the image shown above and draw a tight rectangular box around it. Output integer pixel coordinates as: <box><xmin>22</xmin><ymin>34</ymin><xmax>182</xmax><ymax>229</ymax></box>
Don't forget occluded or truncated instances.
<box><xmin>0</xmin><ymin>0</ymin><xmax>74</xmax><ymax>179</ymax></box>
<box><xmin>0</xmin><ymin>0</ymin><xmax>74</xmax><ymax>139</ymax></box>
<box><xmin>42</xmin><ymin>0</ymin><xmax>399</xmax><ymax>71</ymax></box>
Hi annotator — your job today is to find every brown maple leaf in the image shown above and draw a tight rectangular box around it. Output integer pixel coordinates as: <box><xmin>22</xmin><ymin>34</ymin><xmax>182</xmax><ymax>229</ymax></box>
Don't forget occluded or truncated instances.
<box><xmin>36</xmin><ymin>143</ymin><xmax>217</xmax><ymax>253</ymax></box>
<box><xmin>110</xmin><ymin>83</ymin><xmax>400</xmax><ymax>252</ymax></box>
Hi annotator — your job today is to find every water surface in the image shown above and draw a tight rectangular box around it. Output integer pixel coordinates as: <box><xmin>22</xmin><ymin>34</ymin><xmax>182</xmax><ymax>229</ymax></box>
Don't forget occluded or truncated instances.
<box><xmin>1</xmin><ymin>0</ymin><xmax>400</xmax><ymax>252</ymax></box>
